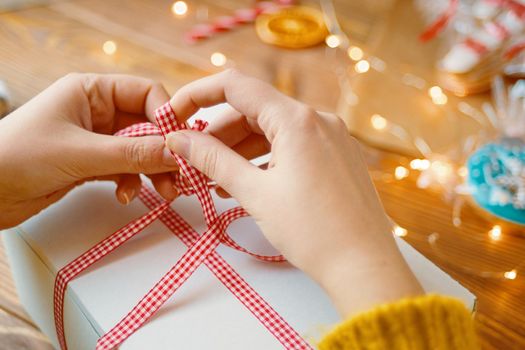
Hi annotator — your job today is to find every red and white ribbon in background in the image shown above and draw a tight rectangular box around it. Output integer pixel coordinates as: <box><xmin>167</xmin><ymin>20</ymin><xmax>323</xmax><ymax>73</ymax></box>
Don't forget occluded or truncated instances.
<box><xmin>53</xmin><ymin>102</ymin><xmax>312</xmax><ymax>350</ymax></box>
<box><xmin>419</xmin><ymin>0</ymin><xmax>525</xmax><ymax>59</ymax></box>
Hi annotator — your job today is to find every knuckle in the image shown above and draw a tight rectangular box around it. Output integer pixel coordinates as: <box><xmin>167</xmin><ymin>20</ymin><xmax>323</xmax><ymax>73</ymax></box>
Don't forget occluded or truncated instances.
<box><xmin>125</xmin><ymin>141</ymin><xmax>155</xmax><ymax>172</ymax></box>
<box><xmin>224</xmin><ymin>68</ymin><xmax>241</xmax><ymax>78</ymax></box>
<box><xmin>331</xmin><ymin>114</ymin><xmax>346</xmax><ymax>129</ymax></box>
<box><xmin>149</xmin><ymin>80</ymin><xmax>163</xmax><ymax>91</ymax></box>
<box><xmin>239</xmin><ymin>115</ymin><xmax>253</xmax><ymax>135</ymax></box>
<box><xmin>199</xmin><ymin>148</ymin><xmax>219</xmax><ymax>179</ymax></box>
<box><xmin>149</xmin><ymin>81</ymin><xmax>167</xmax><ymax>99</ymax></box>
<box><xmin>294</xmin><ymin>105</ymin><xmax>321</xmax><ymax>131</ymax></box>
<box><xmin>347</xmin><ymin>134</ymin><xmax>360</xmax><ymax>148</ymax></box>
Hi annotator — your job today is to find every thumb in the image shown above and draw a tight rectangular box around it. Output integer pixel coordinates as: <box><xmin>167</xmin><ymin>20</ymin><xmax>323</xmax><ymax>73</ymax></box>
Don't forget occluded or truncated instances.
<box><xmin>165</xmin><ymin>130</ymin><xmax>260</xmax><ymax>197</ymax></box>
<box><xmin>78</xmin><ymin>133</ymin><xmax>179</xmax><ymax>176</ymax></box>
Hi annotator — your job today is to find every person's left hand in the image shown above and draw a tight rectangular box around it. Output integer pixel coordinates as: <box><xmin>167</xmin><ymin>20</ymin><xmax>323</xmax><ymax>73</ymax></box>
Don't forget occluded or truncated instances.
<box><xmin>0</xmin><ymin>73</ymin><xmax>180</xmax><ymax>229</ymax></box>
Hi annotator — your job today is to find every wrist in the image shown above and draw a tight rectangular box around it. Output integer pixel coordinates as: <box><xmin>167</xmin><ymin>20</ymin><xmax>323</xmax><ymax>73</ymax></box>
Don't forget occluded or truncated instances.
<box><xmin>312</xmin><ymin>232</ymin><xmax>423</xmax><ymax>318</ymax></box>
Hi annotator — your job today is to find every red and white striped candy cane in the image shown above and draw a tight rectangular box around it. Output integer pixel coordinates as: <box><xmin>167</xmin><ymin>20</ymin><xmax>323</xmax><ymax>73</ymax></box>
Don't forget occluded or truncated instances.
<box><xmin>185</xmin><ymin>0</ymin><xmax>295</xmax><ymax>43</ymax></box>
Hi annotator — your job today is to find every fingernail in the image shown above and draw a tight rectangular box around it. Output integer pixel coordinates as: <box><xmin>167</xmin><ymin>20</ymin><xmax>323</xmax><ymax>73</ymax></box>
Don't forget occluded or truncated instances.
<box><xmin>119</xmin><ymin>188</ymin><xmax>135</xmax><ymax>205</ymax></box>
<box><xmin>162</xmin><ymin>147</ymin><xmax>178</xmax><ymax>167</ymax></box>
<box><xmin>166</xmin><ymin>132</ymin><xmax>191</xmax><ymax>159</ymax></box>
<box><xmin>172</xmin><ymin>181</ymin><xmax>180</xmax><ymax>198</ymax></box>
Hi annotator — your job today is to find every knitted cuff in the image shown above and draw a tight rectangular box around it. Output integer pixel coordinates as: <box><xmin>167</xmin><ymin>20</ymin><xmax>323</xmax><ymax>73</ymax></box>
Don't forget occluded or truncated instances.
<box><xmin>319</xmin><ymin>294</ymin><xmax>479</xmax><ymax>350</ymax></box>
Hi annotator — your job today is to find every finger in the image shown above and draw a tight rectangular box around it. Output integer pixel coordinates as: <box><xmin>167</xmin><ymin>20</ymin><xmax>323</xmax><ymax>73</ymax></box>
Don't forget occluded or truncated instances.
<box><xmin>214</xmin><ymin>161</ymin><xmax>268</xmax><ymax>199</ymax></box>
<box><xmin>169</xmin><ymin>69</ymin><xmax>304</xmax><ymax>141</ymax></box>
<box><xmin>165</xmin><ymin>130</ymin><xmax>261</xmax><ymax>198</ymax></box>
<box><xmin>231</xmin><ymin>134</ymin><xmax>270</xmax><ymax>160</ymax></box>
<box><xmin>205</xmin><ymin>108</ymin><xmax>269</xmax><ymax>159</ymax></box>
<box><xmin>205</xmin><ymin>107</ymin><xmax>254</xmax><ymax>146</ymax></box>
<box><xmin>78</xmin><ymin>74</ymin><xmax>170</xmax><ymax>132</ymax></box>
<box><xmin>99</xmin><ymin>74</ymin><xmax>170</xmax><ymax>121</ymax></box>
<box><xmin>74</xmin><ymin>131</ymin><xmax>179</xmax><ymax>177</ymax></box>
<box><xmin>115</xmin><ymin>174</ymin><xmax>142</xmax><ymax>205</ymax></box>
<box><xmin>148</xmin><ymin>173</ymin><xmax>179</xmax><ymax>201</ymax></box>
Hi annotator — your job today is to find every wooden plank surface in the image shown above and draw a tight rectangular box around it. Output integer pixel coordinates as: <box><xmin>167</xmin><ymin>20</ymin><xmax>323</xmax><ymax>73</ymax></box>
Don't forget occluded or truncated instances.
<box><xmin>0</xmin><ymin>1</ymin><xmax>524</xmax><ymax>349</ymax></box>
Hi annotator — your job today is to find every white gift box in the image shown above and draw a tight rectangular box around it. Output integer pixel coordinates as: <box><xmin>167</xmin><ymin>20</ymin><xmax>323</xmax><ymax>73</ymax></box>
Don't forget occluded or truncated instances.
<box><xmin>2</xmin><ymin>107</ymin><xmax>476</xmax><ymax>350</ymax></box>
<box><xmin>3</xmin><ymin>182</ymin><xmax>476</xmax><ymax>349</ymax></box>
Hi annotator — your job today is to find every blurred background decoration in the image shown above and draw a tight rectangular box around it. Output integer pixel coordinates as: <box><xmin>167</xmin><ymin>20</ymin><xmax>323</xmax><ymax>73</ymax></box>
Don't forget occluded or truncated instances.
<box><xmin>0</xmin><ymin>0</ymin><xmax>524</xmax><ymax>349</ymax></box>
<box><xmin>0</xmin><ymin>80</ymin><xmax>10</xmax><ymax>118</ymax></box>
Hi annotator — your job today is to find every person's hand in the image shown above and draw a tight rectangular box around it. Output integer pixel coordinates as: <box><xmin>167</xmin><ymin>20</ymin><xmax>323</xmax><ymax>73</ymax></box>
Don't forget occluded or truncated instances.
<box><xmin>0</xmin><ymin>73</ymin><xmax>180</xmax><ymax>229</ymax></box>
<box><xmin>165</xmin><ymin>70</ymin><xmax>423</xmax><ymax>317</ymax></box>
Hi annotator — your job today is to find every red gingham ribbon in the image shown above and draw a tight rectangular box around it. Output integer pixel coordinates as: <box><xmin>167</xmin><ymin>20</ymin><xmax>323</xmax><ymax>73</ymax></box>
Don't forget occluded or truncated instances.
<box><xmin>53</xmin><ymin>102</ymin><xmax>311</xmax><ymax>350</ymax></box>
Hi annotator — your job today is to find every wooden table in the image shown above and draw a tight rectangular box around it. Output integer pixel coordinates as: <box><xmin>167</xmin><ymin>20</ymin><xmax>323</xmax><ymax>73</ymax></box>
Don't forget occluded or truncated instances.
<box><xmin>0</xmin><ymin>1</ymin><xmax>524</xmax><ymax>349</ymax></box>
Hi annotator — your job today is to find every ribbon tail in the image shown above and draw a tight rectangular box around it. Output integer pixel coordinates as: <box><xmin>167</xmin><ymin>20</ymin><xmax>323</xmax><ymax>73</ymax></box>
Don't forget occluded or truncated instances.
<box><xmin>53</xmin><ymin>201</ymin><xmax>169</xmax><ymax>350</ymax></box>
<box><xmin>95</xmin><ymin>225</ymin><xmax>222</xmax><ymax>350</ymax></box>
<box><xmin>140</xmin><ymin>186</ymin><xmax>312</xmax><ymax>349</ymax></box>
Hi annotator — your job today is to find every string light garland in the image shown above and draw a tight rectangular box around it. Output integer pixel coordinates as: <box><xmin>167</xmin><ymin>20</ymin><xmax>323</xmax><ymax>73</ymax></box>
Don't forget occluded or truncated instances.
<box><xmin>319</xmin><ymin>0</ymin><xmax>524</xmax><ymax>281</ymax></box>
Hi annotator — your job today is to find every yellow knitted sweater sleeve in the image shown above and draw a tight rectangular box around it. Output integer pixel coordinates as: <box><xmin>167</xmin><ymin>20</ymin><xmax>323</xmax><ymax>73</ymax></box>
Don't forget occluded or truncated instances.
<box><xmin>319</xmin><ymin>294</ymin><xmax>479</xmax><ymax>350</ymax></box>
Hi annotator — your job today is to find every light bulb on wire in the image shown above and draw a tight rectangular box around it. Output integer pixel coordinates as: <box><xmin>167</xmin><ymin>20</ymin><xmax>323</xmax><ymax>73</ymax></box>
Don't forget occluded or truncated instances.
<box><xmin>171</xmin><ymin>1</ymin><xmax>188</xmax><ymax>16</ymax></box>
<box><xmin>210</xmin><ymin>52</ymin><xmax>227</xmax><ymax>67</ymax></box>
<box><xmin>102</xmin><ymin>40</ymin><xmax>117</xmax><ymax>56</ymax></box>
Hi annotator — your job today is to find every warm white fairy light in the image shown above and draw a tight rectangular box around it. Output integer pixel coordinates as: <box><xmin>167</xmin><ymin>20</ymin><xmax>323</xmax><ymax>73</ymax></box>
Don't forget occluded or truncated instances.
<box><xmin>430</xmin><ymin>160</ymin><xmax>453</xmax><ymax>183</ymax></box>
<box><xmin>210</xmin><ymin>52</ymin><xmax>227</xmax><ymax>67</ymax></box>
<box><xmin>325</xmin><ymin>35</ymin><xmax>341</xmax><ymax>48</ymax></box>
<box><xmin>354</xmin><ymin>60</ymin><xmax>370</xmax><ymax>73</ymax></box>
<box><xmin>488</xmin><ymin>225</ymin><xmax>502</xmax><ymax>241</ymax></box>
<box><xmin>102</xmin><ymin>40</ymin><xmax>117</xmax><ymax>55</ymax></box>
<box><xmin>504</xmin><ymin>269</ymin><xmax>517</xmax><ymax>280</ymax></box>
<box><xmin>171</xmin><ymin>1</ymin><xmax>188</xmax><ymax>16</ymax></box>
<box><xmin>393</xmin><ymin>225</ymin><xmax>408</xmax><ymax>237</ymax></box>
<box><xmin>395</xmin><ymin>166</ymin><xmax>409</xmax><ymax>180</ymax></box>
<box><xmin>432</xmin><ymin>94</ymin><xmax>448</xmax><ymax>105</ymax></box>
<box><xmin>428</xmin><ymin>86</ymin><xmax>448</xmax><ymax>105</ymax></box>
<box><xmin>410</xmin><ymin>159</ymin><xmax>430</xmax><ymax>171</ymax></box>
<box><xmin>371</xmin><ymin>114</ymin><xmax>387</xmax><ymax>130</ymax></box>
<box><xmin>457</xmin><ymin>166</ymin><xmax>468</xmax><ymax>177</ymax></box>
<box><xmin>347</xmin><ymin>46</ymin><xmax>363</xmax><ymax>61</ymax></box>
<box><xmin>428</xmin><ymin>86</ymin><xmax>443</xmax><ymax>98</ymax></box>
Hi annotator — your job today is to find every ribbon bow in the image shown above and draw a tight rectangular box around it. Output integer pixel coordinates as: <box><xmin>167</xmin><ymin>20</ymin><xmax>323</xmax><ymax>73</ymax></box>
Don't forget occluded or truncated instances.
<box><xmin>53</xmin><ymin>102</ymin><xmax>311</xmax><ymax>350</ymax></box>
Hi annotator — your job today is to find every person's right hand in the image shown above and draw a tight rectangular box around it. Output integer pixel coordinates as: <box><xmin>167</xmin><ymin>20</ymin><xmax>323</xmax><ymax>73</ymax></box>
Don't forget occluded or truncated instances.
<box><xmin>165</xmin><ymin>70</ymin><xmax>422</xmax><ymax>317</ymax></box>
